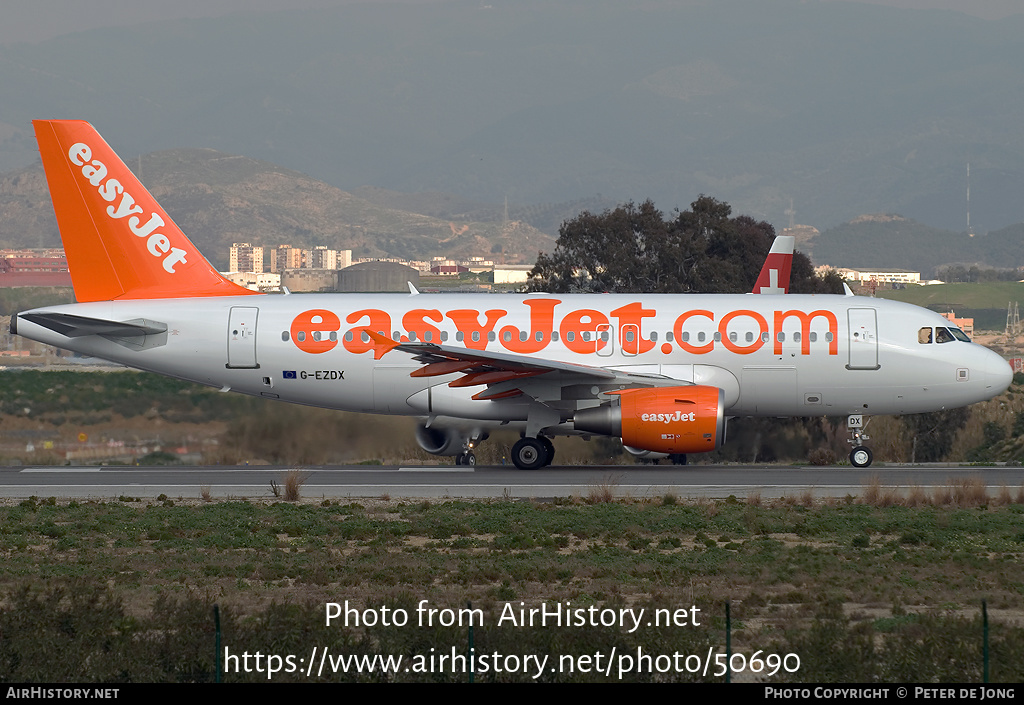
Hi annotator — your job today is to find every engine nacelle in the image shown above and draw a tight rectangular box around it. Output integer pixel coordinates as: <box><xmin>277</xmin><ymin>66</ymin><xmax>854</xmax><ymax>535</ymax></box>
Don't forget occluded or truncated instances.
<box><xmin>414</xmin><ymin>422</ymin><xmax>488</xmax><ymax>456</ymax></box>
<box><xmin>574</xmin><ymin>385</ymin><xmax>725</xmax><ymax>454</ymax></box>
<box><xmin>623</xmin><ymin>446</ymin><xmax>669</xmax><ymax>460</ymax></box>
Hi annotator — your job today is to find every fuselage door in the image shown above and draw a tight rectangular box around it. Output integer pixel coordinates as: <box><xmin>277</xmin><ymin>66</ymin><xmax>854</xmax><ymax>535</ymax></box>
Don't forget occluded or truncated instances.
<box><xmin>847</xmin><ymin>307</ymin><xmax>879</xmax><ymax>370</ymax></box>
<box><xmin>227</xmin><ymin>306</ymin><xmax>260</xmax><ymax>369</ymax></box>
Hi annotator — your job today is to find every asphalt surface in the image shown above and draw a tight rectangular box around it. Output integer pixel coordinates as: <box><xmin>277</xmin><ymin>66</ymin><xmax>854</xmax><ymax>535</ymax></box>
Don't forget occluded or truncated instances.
<box><xmin>1</xmin><ymin>463</ymin><xmax>1021</xmax><ymax>500</ymax></box>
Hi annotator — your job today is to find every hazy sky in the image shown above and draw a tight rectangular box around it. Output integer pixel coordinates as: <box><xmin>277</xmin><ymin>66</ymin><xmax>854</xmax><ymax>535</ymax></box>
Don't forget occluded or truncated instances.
<box><xmin>1</xmin><ymin>0</ymin><xmax>1021</xmax><ymax>44</ymax></box>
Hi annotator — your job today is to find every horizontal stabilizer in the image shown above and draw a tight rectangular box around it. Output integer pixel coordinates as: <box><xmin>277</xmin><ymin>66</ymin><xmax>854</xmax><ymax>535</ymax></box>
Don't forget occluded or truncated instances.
<box><xmin>20</xmin><ymin>312</ymin><xmax>167</xmax><ymax>338</ymax></box>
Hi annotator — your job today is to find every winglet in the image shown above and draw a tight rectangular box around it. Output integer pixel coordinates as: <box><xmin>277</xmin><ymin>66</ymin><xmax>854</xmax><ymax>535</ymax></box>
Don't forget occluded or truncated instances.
<box><xmin>366</xmin><ymin>330</ymin><xmax>401</xmax><ymax>360</ymax></box>
<box><xmin>752</xmin><ymin>235</ymin><xmax>794</xmax><ymax>294</ymax></box>
<box><xmin>33</xmin><ymin>120</ymin><xmax>257</xmax><ymax>302</ymax></box>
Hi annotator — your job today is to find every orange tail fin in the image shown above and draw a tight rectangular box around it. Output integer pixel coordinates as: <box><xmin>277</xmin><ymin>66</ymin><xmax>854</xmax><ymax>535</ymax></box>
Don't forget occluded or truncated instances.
<box><xmin>33</xmin><ymin>119</ymin><xmax>257</xmax><ymax>302</ymax></box>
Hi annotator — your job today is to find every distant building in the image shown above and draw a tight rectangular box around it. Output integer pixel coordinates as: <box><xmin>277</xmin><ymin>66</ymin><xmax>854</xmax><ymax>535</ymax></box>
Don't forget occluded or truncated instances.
<box><xmin>281</xmin><ymin>268</ymin><xmax>338</xmax><ymax>292</ymax></box>
<box><xmin>0</xmin><ymin>250</ymin><xmax>71</xmax><ymax>287</ymax></box>
<box><xmin>223</xmin><ymin>271</ymin><xmax>281</xmax><ymax>292</ymax></box>
<box><xmin>493</xmin><ymin>265</ymin><xmax>535</xmax><ymax>284</ymax></box>
<box><xmin>818</xmin><ymin>266</ymin><xmax>921</xmax><ymax>285</ymax></box>
<box><xmin>940</xmin><ymin>311</ymin><xmax>974</xmax><ymax>339</ymax></box>
<box><xmin>307</xmin><ymin>246</ymin><xmax>353</xmax><ymax>270</ymax></box>
<box><xmin>270</xmin><ymin>245</ymin><xmax>304</xmax><ymax>273</ymax></box>
<box><xmin>339</xmin><ymin>262</ymin><xmax>419</xmax><ymax>292</ymax></box>
<box><xmin>430</xmin><ymin>259</ymin><xmax>468</xmax><ymax>276</ymax></box>
<box><xmin>228</xmin><ymin>243</ymin><xmax>264</xmax><ymax>273</ymax></box>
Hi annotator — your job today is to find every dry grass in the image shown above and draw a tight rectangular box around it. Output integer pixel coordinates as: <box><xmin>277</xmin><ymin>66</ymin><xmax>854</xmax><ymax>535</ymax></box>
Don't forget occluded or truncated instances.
<box><xmin>859</xmin><ymin>475</ymin><xmax>900</xmax><ymax>507</ymax></box>
<box><xmin>283</xmin><ymin>470</ymin><xmax>311</xmax><ymax>502</ymax></box>
<box><xmin>948</xmin><ymin>476</ymin><xmax>988</xmax><ymax>508</ymax></box>
<box><xmin>745</xmin><ymin>491</ymin><xmax>762</xmax><ymax>507</ymax></box>
<box><xmin>904</xmin><ymin>484</ymin><xmax>929</xmax><ymax>508</ymax></box>
<box><xmin>585</xmin><ymin>485</ymin><xmax>615</xmax><ymax>503</ymax></box>
<box><xmin>994</xmin><ymin>485</ymin><xmax>1013</xmax><ymax>506</ymax></box>
<box><xmin>200</xmin><ymin>485</ymin><xmax>212</xmax><ymax>502</ymax></box>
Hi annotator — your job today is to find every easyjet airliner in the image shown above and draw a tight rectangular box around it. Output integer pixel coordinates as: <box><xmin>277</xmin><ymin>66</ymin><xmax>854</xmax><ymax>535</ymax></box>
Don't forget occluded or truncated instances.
<box><xmin>12</xmin><ymin>121</ymin><xmax>1013</xmax><ymax>469</ymax></box>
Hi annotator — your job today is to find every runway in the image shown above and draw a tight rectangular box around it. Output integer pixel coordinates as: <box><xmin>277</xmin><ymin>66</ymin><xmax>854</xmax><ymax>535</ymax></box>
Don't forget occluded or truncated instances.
<box><xmin>1</xmin><ymin>463</ymin><xmax>1022</xmax><ymax>500</ymax></box>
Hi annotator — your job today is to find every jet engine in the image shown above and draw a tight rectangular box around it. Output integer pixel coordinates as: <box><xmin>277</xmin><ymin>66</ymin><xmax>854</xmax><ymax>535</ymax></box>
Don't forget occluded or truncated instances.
<box><xmin>574</xmin><ymin>385</ymin><xmax>725</xmax><ymax>454</ymax></box>
<box><xmin>623</xmin><ymin>446</ymin><xmax>668</xmax><ymax>460</ymax></box>
<box><xmin>414</xmin><ymin>422</ymin><xmax>488</xmax><ymax>456</ymax></box>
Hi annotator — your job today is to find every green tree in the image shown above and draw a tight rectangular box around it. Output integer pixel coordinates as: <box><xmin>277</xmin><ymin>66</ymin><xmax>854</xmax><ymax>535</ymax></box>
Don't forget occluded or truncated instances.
<box><xmin>531</xmin><ymin>195</ymin><xmax>841</xmax><ymax>294</ymax></box>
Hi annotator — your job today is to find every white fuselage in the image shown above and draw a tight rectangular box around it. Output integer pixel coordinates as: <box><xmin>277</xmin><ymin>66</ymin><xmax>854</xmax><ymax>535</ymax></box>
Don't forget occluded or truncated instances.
<box><xmin>16</xmin><ymin>292</ymin><xmax>1012</xmax><ymax>426</ymax></box>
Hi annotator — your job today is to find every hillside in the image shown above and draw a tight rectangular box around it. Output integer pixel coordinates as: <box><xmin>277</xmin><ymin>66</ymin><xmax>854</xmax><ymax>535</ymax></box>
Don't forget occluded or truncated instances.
<box><xmin>873</xmin><ymin>281</ymin><xmax>1024</xmax><ymax>332</ymax></box>
<box><xmin>0</xmin><ymin>151</ymin><xmax>556</xmax><ymax>269</ymax></box>
<box><xmin>809</xmin><ymin>215</ymin><xmax>1024</xmax><ymax>276</ymax></box>
<box><xmin>2</xmin><ymin>1</ymin><xmax>1024</xmax><ymax>231</ymax></box>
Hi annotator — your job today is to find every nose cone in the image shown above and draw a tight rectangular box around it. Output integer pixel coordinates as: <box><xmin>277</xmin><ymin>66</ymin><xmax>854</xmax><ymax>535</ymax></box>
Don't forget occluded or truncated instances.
<box><xmin>981</xmin><ymin>347</ymin><xmax>1013</xmax><ymax>398</ymax></box>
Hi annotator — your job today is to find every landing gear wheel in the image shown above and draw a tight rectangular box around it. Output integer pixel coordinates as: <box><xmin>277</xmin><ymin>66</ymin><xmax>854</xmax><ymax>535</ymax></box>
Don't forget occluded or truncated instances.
<box><xmin>849</xmin><ymin>447</ymin><xmax>873</xmax><ymax>468</ymax></box>
<box><xmin>539</xmin><ymin>437</ymin><xmax>555</xmax><ymax>466</ymax></box>
<box><xmin>669</xmin><ymin>454</ymin><xmax>688</xmax><ymax>466</ymax></box>
<box><xmin>511</xmin><ymin>438</ymin><xmax>547</xmax><ymax>470</ymax></box>
<box><xmin>455</xmin><ymin>452</ymin><xmax>476</xmax><ymax>466</ymax></box>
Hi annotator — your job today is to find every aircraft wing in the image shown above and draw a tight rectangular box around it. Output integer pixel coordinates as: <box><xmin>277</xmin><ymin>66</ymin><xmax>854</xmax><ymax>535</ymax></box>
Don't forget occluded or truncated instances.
<box><xmin>368</xmin><ymin>331</ymin><xmax>675</xmax><ymax>401</ymax></box>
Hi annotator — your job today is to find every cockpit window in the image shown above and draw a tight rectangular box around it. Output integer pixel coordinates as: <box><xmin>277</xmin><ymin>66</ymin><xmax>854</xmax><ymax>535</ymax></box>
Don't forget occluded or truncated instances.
<box><xmin>935</xmin><ymin>327</ymin><xmax>955</xmax><ymax>344</ymax></box>
<box><xmin>918</xmin><ymin>327</ymin><xmax>933</xmax><ymax>344</ymax></box>
<box><xmin>950</xmin><ymin>328</ymin><xmax>970</xmax><ymax>342</ymax></box>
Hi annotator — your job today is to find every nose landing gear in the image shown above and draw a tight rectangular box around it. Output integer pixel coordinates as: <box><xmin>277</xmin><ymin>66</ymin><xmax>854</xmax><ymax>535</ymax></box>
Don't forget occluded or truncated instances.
<box><xmin>847</xmin><ymin>415</ymin><xmax>873</xmax><ymax>468</ymax></box>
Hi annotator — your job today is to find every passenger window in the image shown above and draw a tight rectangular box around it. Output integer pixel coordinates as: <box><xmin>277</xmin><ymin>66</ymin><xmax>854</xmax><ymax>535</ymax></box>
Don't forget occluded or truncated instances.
<box><xmin>281</xmin><ymin>331</ymin><xmax>289</xmax><ymax>341</ymax></box>
<box><xmin>456</xmin><ymin>332</ymin><xmax>464</xmax><ymax>342</ymax></box>
<box><xmin>936</xmin><ymin>327</ymin><xmax>955</xmax><ymax>344</ymax></box>
<box><xmin>745</xmin><ymin>332</ymin><xmax>753</xmax><ymax>343</ymax></box>
<box><xmin>918</xmin><ymin>327</ymin><xmax>933</xmax><ymax>344</ymax></box>
<box><xmin>650</xmin><ymin>332</ymin><xmax>658</xmax><ymax>342</ymax></box>
<box><xmin>809</xmin><ymin>332</ymin><xmax>817</xmax><ymax>343</ymax></box>
<box><xmin>503</xmin><ymin>330</ymin><xmax>512</xmax><ymax>342</ymax></box>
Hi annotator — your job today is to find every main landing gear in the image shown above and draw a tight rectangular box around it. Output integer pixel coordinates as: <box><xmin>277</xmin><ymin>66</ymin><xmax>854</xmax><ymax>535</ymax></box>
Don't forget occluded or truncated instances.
<box><xmin>847</xmin><ymin>415</ymin><xmax>873</xmax><ymax>468</ymax></box>
<box><xmin>511</xmin><ymin>436</ymin><xmax>555</xmax><ymax>470</ymax></box>
<box><xmin>455</xmin><ymin>451</ymin><xmax>476</xmax><ymax>466</ymax></box>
